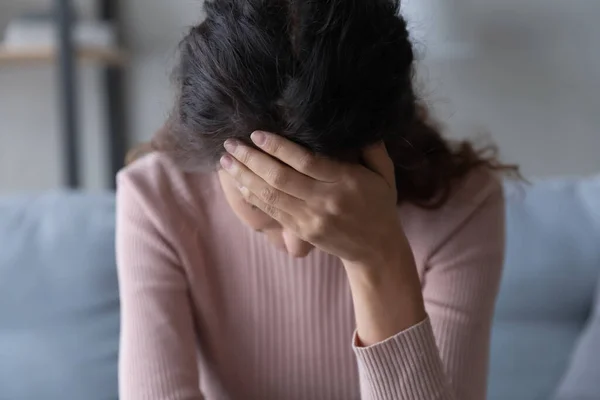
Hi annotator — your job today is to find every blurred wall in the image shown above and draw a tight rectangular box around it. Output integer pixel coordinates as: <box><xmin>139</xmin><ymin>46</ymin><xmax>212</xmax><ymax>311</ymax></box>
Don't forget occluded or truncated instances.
<box><xmin>0</xmin><ymin>0</ymin><xmax>107</xmax><ymax>192</ymax></box>
<box><xmin>0</xmin><ymin>0</ymin><xmax>598</xmax><ymax>193</ymax></box>
<box><xmin>120</xmin><ymin>0</ymin><xmax>202</xmax><ymax>164</ymax></box>
<box><xmin>404</xmin><ymin>0</ymin><xmax>600</xmax><ymax>176</ymax></box>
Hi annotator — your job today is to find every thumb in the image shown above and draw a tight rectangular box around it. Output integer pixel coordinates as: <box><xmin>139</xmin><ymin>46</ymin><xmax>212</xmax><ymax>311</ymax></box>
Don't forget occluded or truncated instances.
<box><xmin>362</xmin><ymin>142</ymin><xmax>396</xmax><ymax>190</ymax></box>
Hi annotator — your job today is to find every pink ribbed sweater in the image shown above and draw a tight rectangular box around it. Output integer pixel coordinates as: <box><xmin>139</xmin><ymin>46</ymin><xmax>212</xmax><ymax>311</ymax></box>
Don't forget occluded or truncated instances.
<box><xmin>116</xmin><ymin>153</ymin><xmax>505</xmax><ymax>400</ymax></box>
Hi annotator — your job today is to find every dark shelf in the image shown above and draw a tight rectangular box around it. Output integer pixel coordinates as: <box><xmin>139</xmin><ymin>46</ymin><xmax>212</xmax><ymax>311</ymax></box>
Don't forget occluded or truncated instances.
<box><xmin>1</xmin><ymin>0</ymin><xmax>128</xmax><ymax>189</ymax></box>
<box><xmin>0</xmin><ymin>46</ymin><xmax>127</xmax><ymax>65</ymax></box>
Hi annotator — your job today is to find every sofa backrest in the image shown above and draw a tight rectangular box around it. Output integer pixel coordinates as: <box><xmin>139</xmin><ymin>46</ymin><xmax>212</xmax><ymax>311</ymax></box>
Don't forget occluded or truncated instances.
<box><xmin>0</xmin><ymin>176</ymin><xmax>598</xmax><ymax>400</ymax></box>
<box><xmin>0</xmin><ymin>192</ymin><xmax>119</xmax><ymax>400</ymax></box>
<box><xmin>488</xmin><ymin>176</ymin><xmax>600</xmax><ymax>400</ymax></box>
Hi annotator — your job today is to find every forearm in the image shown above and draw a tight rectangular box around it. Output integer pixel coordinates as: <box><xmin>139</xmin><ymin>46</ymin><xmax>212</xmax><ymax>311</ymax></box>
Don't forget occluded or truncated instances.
<box><xmin>345</xmin><ymin>250</ymin><xmax>454</xmax><ymax>400</ymax></box>
<box><xmin>344</xmin><ymin>246</ymin><xmax>426</xmax><ymax>347</ymax></box>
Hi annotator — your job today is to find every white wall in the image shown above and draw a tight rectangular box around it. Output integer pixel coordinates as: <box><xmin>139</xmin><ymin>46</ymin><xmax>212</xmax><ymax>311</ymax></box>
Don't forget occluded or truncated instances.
<box><xmin>0</xmin><ymin>0</ymin><xmax>598</xmax><ymax>193</ymax></box>
<box><xmin>403</xmin><ymin>0</ymin><xmax>600</xmax><ymax>176</ymax></box>
<box><xmin>121</xmin><ymin>0</ymin><xmax>203</xmax><ymax>154</ymax></box>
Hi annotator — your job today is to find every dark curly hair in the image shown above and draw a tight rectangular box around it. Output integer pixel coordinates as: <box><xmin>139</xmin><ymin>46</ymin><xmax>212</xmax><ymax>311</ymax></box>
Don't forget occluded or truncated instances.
<box><xmin>129</xmin><ymin>0</ymin><xmax>517</xmax><ymax>208</ymax></box>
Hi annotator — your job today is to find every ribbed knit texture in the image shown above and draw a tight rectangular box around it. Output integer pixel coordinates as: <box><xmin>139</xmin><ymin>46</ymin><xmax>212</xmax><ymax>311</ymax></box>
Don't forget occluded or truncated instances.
<box><xmin>116</xmin><ymin>153</ymin><xmax>505</xmax><ymax>400</ymax></box>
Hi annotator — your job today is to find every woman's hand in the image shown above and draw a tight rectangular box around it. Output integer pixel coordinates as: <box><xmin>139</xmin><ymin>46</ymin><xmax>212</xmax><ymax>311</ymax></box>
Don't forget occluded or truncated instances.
<box><xmin>221</xmin><ymin>131</ymin><xmax>426</xmax><ymax>345</ymax></box>
<box><xmin>220</xmin><ymin>131</ymin><xmax>404</xmax><ymax>269</ymax></box>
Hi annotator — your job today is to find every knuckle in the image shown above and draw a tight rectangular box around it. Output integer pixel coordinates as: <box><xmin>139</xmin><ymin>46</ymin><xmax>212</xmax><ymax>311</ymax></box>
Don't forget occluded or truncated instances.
<box><xmin>260</xmin><ymin>186</ymin><xmax>279</xmax><ymax>205</ymax></box>
<box><xmin>268</xmin><ymin>138</ymin><xmax>282</xmax><ymax>154</ymax></box>
<box><xmin>237</xmin><ymin>146</ymin><xmax>252</xmax><ymax>164</ymax></box>
<box><xmin>326</xmin><ymin>197</ymin><xmax>343</xmax><ymax>215</ymax></box>
<box><xmin>239</xmin><ymin>186</ymin><xmax>251</xmax><ymax>199</ymax></box>
<box><xmin>345</xmin><ymin>176</ymin><xmax>359</xmax><ymax>191</ymax></box>
<box><xmin>267</xmin><ymin>168</ymin><xmax>288</xmax><ymax>188</ymax></box>
<box><xmin>297</xmin><ymin>153</ymin><xmax>316</xmax><ymax>173</ymax></box>
<box><xmin>263</xmin><ymin>204</ymin><xmax>279</xmax><ymax>218</ymax></box>
<box><xmin>323</xmin><ymin>190</ymin><xmax>345</xmax><ymax>212</ymax></box>
<box><xmin>231</xmin><ymin>166</ymin><xmax>244</xmax><ymax>180</ymax></box>
<box><xmin>305</xmin><ymin>216</ymin><xmax>327</xmax><ymax>241</ymax></box>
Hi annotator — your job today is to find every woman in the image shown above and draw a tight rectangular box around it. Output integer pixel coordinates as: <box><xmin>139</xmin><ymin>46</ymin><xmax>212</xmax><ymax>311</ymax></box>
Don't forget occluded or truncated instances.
<box><xmin>117</xmin><ymin>1</ymin><xmax>514</xmax><ymax>399</ymax></box>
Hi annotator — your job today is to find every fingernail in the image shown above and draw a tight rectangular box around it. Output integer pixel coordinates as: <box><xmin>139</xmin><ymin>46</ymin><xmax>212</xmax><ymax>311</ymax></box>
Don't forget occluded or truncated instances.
<box><xmin>224</xmin><ymin>139</ymin><xmax>238</xmax><ymax>153</ymax></box>
<box><xmin>220</xmin><ymin>154</ymin><xmax>234</xmax><ymax>170</ymax></box>
<box><xmin>251</xmin><ymin>131</ymin><xmax>266</xmax><ymax>147</ymax></box>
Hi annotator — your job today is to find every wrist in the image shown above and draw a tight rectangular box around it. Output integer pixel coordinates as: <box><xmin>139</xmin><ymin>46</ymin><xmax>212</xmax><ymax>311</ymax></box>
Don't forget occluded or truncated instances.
<box><xmin>342</xmin><ymin>223</ymin><xmax>410</xmax><ymax>272</ymax></box>
<box><xmin>344</xmin><ymin>256</ymin><xmax>423</xmax><ymax>308</ymax></box>
<box><xmin>344</xmin><ymin>253</ymin><xmax>426</xmax><ymax>346</ymax></box>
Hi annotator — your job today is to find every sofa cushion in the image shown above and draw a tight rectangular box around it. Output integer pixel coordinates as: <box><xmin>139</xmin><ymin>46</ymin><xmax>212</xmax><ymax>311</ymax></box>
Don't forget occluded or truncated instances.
<box><xmin>553</xmin><ymin>272</ymin><xmax>600</xmax><ymax>400</ymax></box>
<box><xmin>0</xmin><ymin>191</ymin><xmax>118</xmax><ymax>400</ymax></box>
<box><xmin>488</xmin><ymin>175</ymin><xmax>600</xmax><ymax>400</ymax></box>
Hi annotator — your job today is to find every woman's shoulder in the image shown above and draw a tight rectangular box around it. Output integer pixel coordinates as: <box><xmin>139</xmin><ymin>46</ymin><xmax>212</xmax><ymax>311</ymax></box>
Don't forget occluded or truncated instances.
<box><xmin>440</xmin><ymin>166</ymin><xmax>504</xmax><ymax>216</ymax></box>
<box><xmin>400</xmin><ymin>167</ymin><xmax>505</xmax><ymax>259</ymax></box>
<box><xmin>116</xmin><ymin>151</ymin><xmax>218</xmax><ymax>226</ymax></box>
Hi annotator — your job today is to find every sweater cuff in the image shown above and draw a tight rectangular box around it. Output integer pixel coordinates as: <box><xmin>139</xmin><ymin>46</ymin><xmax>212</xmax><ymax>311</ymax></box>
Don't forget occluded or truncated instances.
<box><xmin>352</xmin><ymin>317</ymin><xmax>452</xmax><ymax>400</ymax></box>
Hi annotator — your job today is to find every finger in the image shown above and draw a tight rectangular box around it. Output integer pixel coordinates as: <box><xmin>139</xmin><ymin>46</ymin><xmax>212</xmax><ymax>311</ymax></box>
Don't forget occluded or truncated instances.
<box><xmin>220</xmin><ymin>154</ymin><xmax>304</xmax><ymax>215</ymax></box>
<box><xmin>238</xmin><ymin>183</ymin><xmax>297</xmax><ymax>229</ymax></box>
<box><xmin>224</xmin><ymin>139</ymin><xmax>315</xmax><ymax>199</ymax></box>
<box><xmin>250</xmin><ymin>131</ymin><xmax>340</xmax><ymax>182</ymax></box>
<box><xmin>362</xmin><ymin>142</ymin><xmax>396</xmax><ymax>190</ymax></box>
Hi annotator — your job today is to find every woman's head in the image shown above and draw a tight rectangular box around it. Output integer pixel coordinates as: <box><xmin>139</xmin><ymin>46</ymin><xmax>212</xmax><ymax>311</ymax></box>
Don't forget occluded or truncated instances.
<box><xmin>142</xmin><ymin>0</ymin><xmax>515</xmax><ymax>210</ymax></box>
<box><xmin>172</xmin><ymin>0</ymin><xmax>415</xmax><ymax>163</ymax></box>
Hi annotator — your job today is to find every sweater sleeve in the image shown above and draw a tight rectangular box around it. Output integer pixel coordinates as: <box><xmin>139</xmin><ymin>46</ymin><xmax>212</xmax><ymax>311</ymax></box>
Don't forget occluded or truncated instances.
<box><xmin>353</xmin><ymin>181</ymin><xmax>505</xmax><ymax>400</ymax></box>
<box><xmin>116</xmin><ymin>172</ymin><xmax>205</xmax><ymax>400</ymax></box>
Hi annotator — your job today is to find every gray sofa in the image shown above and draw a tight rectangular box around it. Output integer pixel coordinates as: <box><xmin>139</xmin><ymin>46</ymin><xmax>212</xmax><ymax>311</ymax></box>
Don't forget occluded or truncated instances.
<box><xmin>1</xmin><ymin>176</ymin><xmax>599</xmax><ymax>400</ymax></box>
